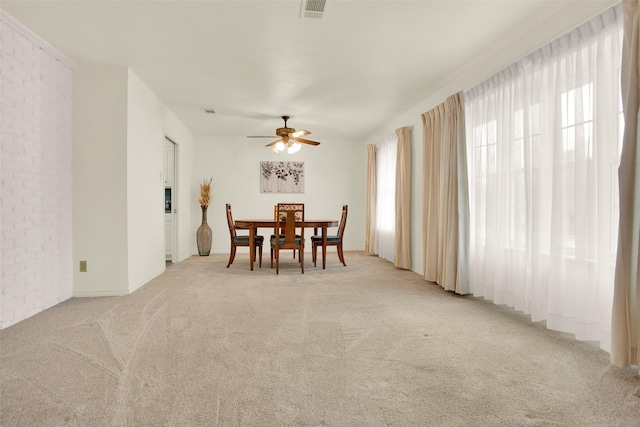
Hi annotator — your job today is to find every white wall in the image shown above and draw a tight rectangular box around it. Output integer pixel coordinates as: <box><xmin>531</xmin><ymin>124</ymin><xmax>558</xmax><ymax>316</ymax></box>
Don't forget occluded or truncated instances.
<box><xmin>164</xmin><ymin>109</ymin><xmax>194</xmax><ymax>263</ymax></box>
<box><xmin>126</xmin><ymin>70</ymin><xmax>195</xmax><ymax>289</ymax></box>
<box><xmin>192</xmin><ymin>135</ymin><xmax>366</xmax><ymax>256</ymax></box>
<box><xmin>73</xmin><ymin>64</ymin><xmax>194</xmax><ymax>296</ymax></box>
<box><xmin>72</xmin><ymin>60</ymin><xmax>130</xmax><ymax>296</ymax></box>
<box><xmin>1</xmin><ymin>12</ymin><xmax>195</xmax><ymax>318</ymax></box>
<box><xmin>126</xmin><ymin>70</ymin><xmax>167</xmax><ymax>292</ymax></box>
<box><xmin>0</xmin><ymin>12</ymin><xmax>74</xmax><ymax>328</ymax></box>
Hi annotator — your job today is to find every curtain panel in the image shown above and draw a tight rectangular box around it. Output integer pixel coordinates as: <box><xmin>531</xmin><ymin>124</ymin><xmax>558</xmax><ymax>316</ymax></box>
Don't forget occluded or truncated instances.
<box><xmin>365</xmin><ymin>144</ymin><xmax>377</xmax><ymax>255</ymax></box>
<box><xmin>465</xmin><ymin>3</ymin><xmax>623</xmax><ymax>352</ymax></box>
<box><xmin>395</xmin><ymin>126</ymin><xmax>411</xmax><ymax>269</ymax></box>
<box><xmin>374</xmin><ymin>134</ymin><xmax>398</xmax><ymax>262</ymax></box>
<box><xmin>422</xmin><ymin>92</ymin><xmax>470</xmax><ymax>294</ymax></box>
<box><xmin>612</xmin><ymin>0</ymin><xmax>640</xmax><ymax>368</ymax></box>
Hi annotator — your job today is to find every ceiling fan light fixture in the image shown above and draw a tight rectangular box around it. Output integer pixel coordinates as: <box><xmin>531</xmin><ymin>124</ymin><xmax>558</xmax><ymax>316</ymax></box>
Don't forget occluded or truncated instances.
<box><xmin>254</xmin><ymin>116</ymin><xmax>320</xmax><ymax>153</ymax></box>
<box><xmin>288</xmin><ymin>142</ymin><xmax>302</xmax><ymax>154</ymax></box>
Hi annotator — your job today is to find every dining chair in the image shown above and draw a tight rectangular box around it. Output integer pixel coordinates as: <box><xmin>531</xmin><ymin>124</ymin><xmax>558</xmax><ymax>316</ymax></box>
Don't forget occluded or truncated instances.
<box><xmin>271</xmin><ymin>203</ymin><xmax>305</xmax><ymax>274</ymax></box>
<box><xmin>273</xmin><ymin>205</ymin><xmax>301</xmax><ymax>260</ymax></box>
<box><xmin>312</xmin><ymin>205</ymin><xmax>347</xmax><ymax>267</ymax></box>
<box><xmin>226</xmin><ymin>203</ymin><xmax>263</xmax><ymax>268</ymax></box>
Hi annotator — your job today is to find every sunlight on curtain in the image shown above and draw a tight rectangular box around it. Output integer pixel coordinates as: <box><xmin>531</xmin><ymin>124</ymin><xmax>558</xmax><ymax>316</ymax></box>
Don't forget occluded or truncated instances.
<box><xmin>612</xmin><ymin>0</ymin><xmax>640</xmax><ymax>368</ymax></box>
<box><xmin>464</xmin><ymin>3</ymin><xmax>623</xmax><ymax>352</ymax></box>
<box><xmin>375</xmin><ymin>134</ymin><xmax>398</xmax><ymax>262</ymax></box>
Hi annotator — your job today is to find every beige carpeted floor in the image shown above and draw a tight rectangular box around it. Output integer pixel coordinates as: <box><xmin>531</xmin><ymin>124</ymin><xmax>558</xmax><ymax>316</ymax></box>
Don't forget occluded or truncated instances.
<box><xmin>1</xmin><ymin>251</ymin><xmax>639</xmax><ymax>426</ymax></box>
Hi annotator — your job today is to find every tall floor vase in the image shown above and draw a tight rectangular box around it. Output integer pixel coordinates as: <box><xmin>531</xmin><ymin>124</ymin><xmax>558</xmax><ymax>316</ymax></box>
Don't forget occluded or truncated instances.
<box><xmin>196</xmin><ymin>205</ymin><xmax>212</xmax><ymax>256</ymax></box>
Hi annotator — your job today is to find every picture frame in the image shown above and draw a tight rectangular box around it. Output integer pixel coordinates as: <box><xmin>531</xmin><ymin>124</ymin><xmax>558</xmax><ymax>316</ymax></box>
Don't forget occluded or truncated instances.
<box><xmin>260</xmin><ymin>161</ymin><xmax>305</xmax><ymax>193</ymax></box>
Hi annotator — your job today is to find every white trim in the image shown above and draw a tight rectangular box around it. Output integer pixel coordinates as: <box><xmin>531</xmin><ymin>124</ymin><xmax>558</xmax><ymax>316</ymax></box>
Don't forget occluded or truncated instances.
<box><xmin>129</xmin><ymin>268</ymin><xmax>164</xmax><ymax>294</ymax></box>
<box><xmin>1</xmin><ymin>9</ymin><xmax>76</xmax><ymax>69</ymax></box>
<box><xmin>73</xmin><ymin>289</ymin><xmax>130</xmax><ymax>298</ymax></box>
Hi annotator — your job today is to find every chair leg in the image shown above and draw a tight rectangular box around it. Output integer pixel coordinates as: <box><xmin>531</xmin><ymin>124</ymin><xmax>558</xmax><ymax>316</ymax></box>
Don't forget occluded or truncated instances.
<box><xmin>270</xmin><ymin>248</ymin><xmax>274</xmax><ymax>268</ymax></box>
<box><xmin>300</xmin><ymin>248</ymin><xmax>304</xmax><ymax>274</ymax></box>
<box><xmin>338</xmin><ymin>243</ymin><xmax>346</xmax><ymax>266</ymax></box>
<box><xmin>275</xmin><ymin>248</ymin><xmax>279</xmax><ymax>274</ymax></box>
<box><xmin>226</xmin><ymin>245</ymin><xmax>237</xmax><ymax>268</ymax></box>
<box><xmin>258</xmin><ymin>244</ymin><xmax>263</xmax><ymax>268</ymax></box>
<box><xmin>312</xmin><ymin>242</ymin><xmax>317</xmax><ymax>267</ymax></box>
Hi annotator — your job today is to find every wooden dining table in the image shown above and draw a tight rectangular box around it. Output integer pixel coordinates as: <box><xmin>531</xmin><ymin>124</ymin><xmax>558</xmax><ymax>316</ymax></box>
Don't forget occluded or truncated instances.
<box><xmin>233</xmin><ymin>219</ymin><xmax>339</xmax><ymax>271</ymax></box>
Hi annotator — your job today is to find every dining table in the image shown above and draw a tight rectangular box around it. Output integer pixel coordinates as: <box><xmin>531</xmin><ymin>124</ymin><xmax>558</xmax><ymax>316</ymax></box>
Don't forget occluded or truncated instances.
<box><xmin>233</xmin><ymin>219</ymin><xmax>339</xmax><ymax>271</ymax></box>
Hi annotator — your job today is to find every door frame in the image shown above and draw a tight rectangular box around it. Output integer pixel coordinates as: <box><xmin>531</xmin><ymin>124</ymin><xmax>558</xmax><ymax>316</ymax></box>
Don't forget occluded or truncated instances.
<box><xmin>164</xmin><ymin>136</ymin><xmax>178</xmax><ymax>264</ymax></box>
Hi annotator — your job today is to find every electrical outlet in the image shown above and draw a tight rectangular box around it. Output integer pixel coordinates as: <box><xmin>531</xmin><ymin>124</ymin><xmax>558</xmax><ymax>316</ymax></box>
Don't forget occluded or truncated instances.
<box><xmin>79</xmin><ymin>261</ymin><xmax>87</xmax><ymax>272</ymax></box>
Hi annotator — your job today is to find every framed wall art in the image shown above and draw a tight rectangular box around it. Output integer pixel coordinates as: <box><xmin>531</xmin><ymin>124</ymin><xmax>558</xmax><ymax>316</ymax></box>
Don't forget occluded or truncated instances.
<box><xmin>260</xmin><ymin>161</ymin><xmax>305</xmax><ymax>193</ymax></box>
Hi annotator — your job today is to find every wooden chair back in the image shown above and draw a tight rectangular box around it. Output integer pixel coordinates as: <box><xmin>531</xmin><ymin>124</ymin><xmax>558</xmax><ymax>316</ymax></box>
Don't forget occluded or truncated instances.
<box><xmin>225</xmin><ymin>203</ymin><xmax>237</xmax><ymax>239</ymax></box>
<box><xmin>337</xmin><ymin>205</ymin><xmax>348</xmax><ymax>239</ymax></box>
<box><xmin>274</xmin><ymin>203</ymin><xmax>304</xmax><ymax>248</ymax></box>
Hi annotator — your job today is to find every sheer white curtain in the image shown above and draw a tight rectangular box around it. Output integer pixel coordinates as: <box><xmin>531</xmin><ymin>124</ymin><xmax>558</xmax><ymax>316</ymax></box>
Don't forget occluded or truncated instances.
<box><xmin>465</xmin><ymin>4</ymin><xmax>623</xmax><ymax>351</ymax></box>
<box><xmin>375</xmin><ymin>134</ymin><xmax>398</xmax><ymax>262</ymax></box>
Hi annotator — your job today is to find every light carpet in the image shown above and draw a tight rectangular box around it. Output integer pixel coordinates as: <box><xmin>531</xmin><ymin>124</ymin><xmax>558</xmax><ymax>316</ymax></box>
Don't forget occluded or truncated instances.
<box><xmin>1</xmin><ymin>251</ymin><xmax>639</xmax><ymax>426</ymax></box>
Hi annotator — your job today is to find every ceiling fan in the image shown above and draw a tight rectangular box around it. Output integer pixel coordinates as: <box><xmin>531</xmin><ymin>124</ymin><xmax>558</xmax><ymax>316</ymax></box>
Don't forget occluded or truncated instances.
<box><xmin>247</xmin><ymin>116</ymin><xmax>320</xmax><ymax>153</ymax></box>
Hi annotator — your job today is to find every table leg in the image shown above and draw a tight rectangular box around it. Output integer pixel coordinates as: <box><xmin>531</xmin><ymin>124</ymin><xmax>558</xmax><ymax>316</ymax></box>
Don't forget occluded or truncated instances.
<box><xmin>322</xmin><ymin>225</ymin><xmax>328</xmax><ymax>269</ymax></box>
<box><xmin>249</xmin><ymin>225</ymin><xmax>255</xmax><ymax>271</ymax></box>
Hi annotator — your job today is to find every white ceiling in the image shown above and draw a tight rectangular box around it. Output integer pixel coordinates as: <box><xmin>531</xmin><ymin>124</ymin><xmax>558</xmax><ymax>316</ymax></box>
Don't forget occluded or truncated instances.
<box><xmin>2</xmin><ymin>0</ymin><xmax>616</xmax><ymax>141</ymax></box>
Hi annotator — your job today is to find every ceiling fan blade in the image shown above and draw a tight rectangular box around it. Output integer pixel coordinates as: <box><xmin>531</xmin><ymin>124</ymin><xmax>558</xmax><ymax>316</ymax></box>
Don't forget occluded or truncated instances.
<box><xmin>289</xmin><ymin>129</ymin><xmax>310</xmax><ymax>138</ymax></box>
<box><xmin>247</xmin><ymin>135</ymin><xmax>276</xmax><ymax>138</ymax></box>
<box><xmin>265</xmin><ymin>139</ymin><xmax>283</xmax><ymax>147</ymax></box>
<box><xmin>292</xmin><ymin>137</ymin><xmax>320</xmax><ymax>146</ymax></box>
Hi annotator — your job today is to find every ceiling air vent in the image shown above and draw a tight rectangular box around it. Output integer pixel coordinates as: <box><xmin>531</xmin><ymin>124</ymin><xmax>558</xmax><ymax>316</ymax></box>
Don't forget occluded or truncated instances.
<box><xmin>300</xmin><ymin>0</ymin><xmax>327</xmax><ymax>19</ymax></box>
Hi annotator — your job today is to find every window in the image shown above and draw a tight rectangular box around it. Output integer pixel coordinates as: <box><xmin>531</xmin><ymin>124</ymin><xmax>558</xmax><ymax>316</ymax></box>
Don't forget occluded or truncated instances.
<box><xmin>558</xmin><ymin>82</ymin><xmax>594</xmax><ymax>252</ymax></box>
<box><xmin>470</xmin><ymin>118</ymin><xmax>496</xmax><ymax>248</ymax></box>
<box><xmin>374</xmin><ymin>134</ymin><xmax>397</xmax><ymax>262</ymax></box>
<box><xmin>464</xmin><ymin>3</ymin><xmax>622</xmax><ymax>351</ymax></box>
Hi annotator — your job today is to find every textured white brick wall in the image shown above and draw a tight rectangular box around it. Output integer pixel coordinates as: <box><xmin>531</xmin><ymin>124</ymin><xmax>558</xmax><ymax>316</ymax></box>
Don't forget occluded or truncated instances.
<box><xmin>1</xmin><ymin>13</ymin><xmax>74</xmax><ymax>329</ymax></box>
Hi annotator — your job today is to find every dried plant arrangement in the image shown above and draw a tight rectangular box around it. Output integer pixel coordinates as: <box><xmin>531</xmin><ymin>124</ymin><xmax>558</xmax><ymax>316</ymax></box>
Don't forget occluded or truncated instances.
<box><xmin>199</xmin><ymin>177</ymin><xmax>213</xmax><ymax>207</ymax></box>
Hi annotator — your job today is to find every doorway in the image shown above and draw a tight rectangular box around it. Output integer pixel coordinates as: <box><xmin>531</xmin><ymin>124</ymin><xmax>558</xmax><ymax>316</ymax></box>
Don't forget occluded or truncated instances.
<box><xmin>164</xmin><ymin>137</ymin><xmax>177</xmax><ymax>263</ymax></box>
